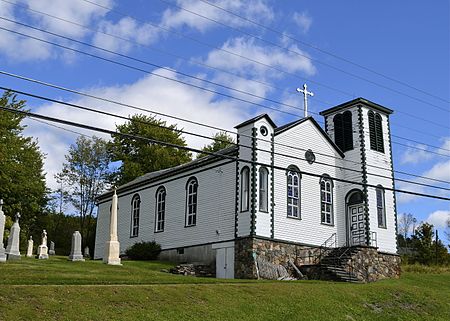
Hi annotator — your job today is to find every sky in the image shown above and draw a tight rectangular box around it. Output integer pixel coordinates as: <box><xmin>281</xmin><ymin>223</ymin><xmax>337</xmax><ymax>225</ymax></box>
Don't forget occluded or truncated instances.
<box><xmin>0</xmin><ymin>0</ymin><xmax>448</xmax><ymax>240</ymax></box>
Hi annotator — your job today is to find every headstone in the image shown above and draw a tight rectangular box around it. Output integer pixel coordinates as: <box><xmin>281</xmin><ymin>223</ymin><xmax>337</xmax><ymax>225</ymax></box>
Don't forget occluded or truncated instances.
<box><xmin>68</xmin><ymin>231</ymin><xmax>84</xmax><ymax>261</ymax></box>
<box><xmin>26</xmin><ymin>236</ymin><xmax>34</xmax><ymax>257</ymax></box>
<box><xmin>0</xmin><ymin>199</ymin><xmax>6</xmax><ymax>262</ymax></box>
<box><xmin>103</xmin><ymin>188</ymin><xmax>121</xmax><ymax>265</ymax></box>
<box><xmin>5</xmin><ymin>212</ymin><xmax>21</xmax><ymax>260</ymax></box>
<box><xmin>84</xmin><ymin>246</ymin><xmax>90</xmax><ymax>259</ymax></box>
<box><xmin>49</xmin><ymin>241</ymin><xmax>55</xmax><ymax>255</ymax></box>
<box><xmin>37</xmin><ymin>229</ymin><xmax>49</xmax><ymax>260</ymax></box>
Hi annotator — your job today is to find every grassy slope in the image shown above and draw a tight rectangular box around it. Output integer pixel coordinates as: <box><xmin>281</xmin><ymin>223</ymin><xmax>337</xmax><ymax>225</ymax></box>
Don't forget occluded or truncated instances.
<box><xmin>0</xmin><ymin>257</ymin><xmax>449</xmax><ymax>321</ymax></box>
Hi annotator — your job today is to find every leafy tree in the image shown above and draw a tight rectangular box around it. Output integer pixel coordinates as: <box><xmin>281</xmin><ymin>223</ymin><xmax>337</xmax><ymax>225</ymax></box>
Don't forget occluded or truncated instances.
<box><xmin>411</xmin><ymin>222</ymin><xmax>449</xmax><ymax>265</ymax></box>
<box><xmin>56</xmin><ymin>135</ymin><xmax>111</xmax><ymax>244</ymax></box>
<box><xmin>197</xmin><ymin>131</ymin><xmax>235</xmax><ymax>159</ymax></box>
<box><xmin>109</xmin><ymin>114</ymin><xmax>192</xmax><ymax>185</ymax></box>
<box><xmin>0</xmin><ymin>91</ymin><xmax>47</xmax><ymax>243</ymax></box>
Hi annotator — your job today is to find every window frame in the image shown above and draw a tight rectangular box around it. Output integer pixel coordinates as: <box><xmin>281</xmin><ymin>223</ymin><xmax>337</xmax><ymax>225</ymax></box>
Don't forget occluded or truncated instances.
<box><xmin>130</xmin><ymin>194</ymin><xmax>140</xmax><ymax>238</ymax></box>
<box><xmin>155</xmin><ymin>186</ymin><xmax>166</xmax><ymax>233</ymax></box>
<box><xmin>376</xmin><ymin>186</ymin><xmax>387</xmax><ymax>228</ymax></box>
<box><xmin>240</xmin><ymin>166</ymin><xmax>250</xmax><ymax>212</ymax></box>
<box><xmin>259</xmin><ymin>167</ymin><xmax>269</xmax><ymax>213</ymax></box>
<box><xmin>185</xmin><ymin>177</ymin><xmax>198</xmax><ymax>227</ymax></box>
<box><xmin>320</xmin><ymin>176</ymin><xmax>334</xmax><ymax>225</ymax></box>
<box><xmin>287</xmin><ymin>166</ymin><xmax>301</xmax><ymax>219</ymax></box>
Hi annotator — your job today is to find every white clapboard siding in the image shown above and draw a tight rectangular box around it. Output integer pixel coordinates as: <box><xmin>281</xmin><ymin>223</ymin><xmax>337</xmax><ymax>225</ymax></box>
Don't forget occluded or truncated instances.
<box><xmin>94</xmin><ymin>160</ymin><xmax>236</xmax><ymax>259</ymax></box>
<box><xmin>272</xmin><ymin>120</ymin><xmax>341</xmax><ymax>246</ymax></box>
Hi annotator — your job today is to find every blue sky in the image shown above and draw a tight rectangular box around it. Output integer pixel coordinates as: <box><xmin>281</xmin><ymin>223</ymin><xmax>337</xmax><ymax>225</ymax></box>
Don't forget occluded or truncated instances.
<box><xmin>0</xmin><ymin>0</ymin><xmax>448</xmax><ymax>240</ymax></box>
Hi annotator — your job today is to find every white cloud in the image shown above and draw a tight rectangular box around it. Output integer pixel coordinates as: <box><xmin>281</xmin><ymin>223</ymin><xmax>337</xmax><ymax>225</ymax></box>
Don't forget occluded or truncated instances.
<box><xmin>426</xmin><ymin>210</ymin><xmax>450</xmax><ymax>229</ymax></box>
<box><xmin>25</xmin><ymin>0</ymin><xmax>113</xmax><ymax>38</ymax></box>
<box><xmin>24</xmin><ymin>69</ymin><xmax>251</xmax><ymax>190</ymax></box>
<box><xmin>92</xmin><ymin>17</ymin><xmax>159</xmax><ymax>53</ymax></box>
<box><xmin>400</xmin><ymin>143</ymin><xmax>434</xmax><ymax>164</ymax></box>
<box><xmin>161</xmin><ymin>0</ymin><xmax>274</xmax><ymax>32</ymax></box>
<box><xmin>203</xmin><ymin>37</ymin><xmax>316</xmax><ymax>78</ymax></box>
<box><xmin>292</xmin><ymin>11</ymin><xmax>312</xmax><ymax>34</ymax></box>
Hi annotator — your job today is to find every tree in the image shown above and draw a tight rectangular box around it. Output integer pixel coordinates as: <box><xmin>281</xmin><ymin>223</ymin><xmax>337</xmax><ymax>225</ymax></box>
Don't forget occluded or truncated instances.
<box><xmin>411</xmin><ymin>222</ymin><xmax>448</xmax><ymax>265</ymax></box>
<box><xmin>56</xmin><ymin>135</ymin><xmax>111</xmax><ymax>245</ymax></box>
<box><xmin>398</xmin><ymin>213</ymin><xmax>415</xmax><ymax>239</ymax></box>
<box><xmin>0</xmin><ymin>91</ymin><xmax>48</xmax><ymax>242</ymax></box>
<box><xmin>109</xmin><ymin>114</ymin><xmax>192</xmax><ymax>185</ymax></box>
<box><xmin>197</xmin><ymin>131</ymin><xmax>235</xmax><ymax>159</ymax></box>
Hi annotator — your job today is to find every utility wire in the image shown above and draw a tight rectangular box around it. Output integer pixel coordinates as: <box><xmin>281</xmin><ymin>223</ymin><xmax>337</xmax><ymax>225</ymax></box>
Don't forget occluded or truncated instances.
<box><xmin>1</xmin><ymin>105</ymin><xmax>449</xmax><ymax>201</ymax></box>
<box><xmin>2</xmin><ymin>85</ymin><xmax>449</xmax><ymax>191</ymax></box>
<box><xmin>2</xmin><ymin>69</ymin><xmax>449</xmax><ymax>186</ymax></box>
<box><xmin>2</xmin><ymin>0</ymin><xmax>445</xmax><ymax>142</ymax></box>
<box><xmin>1</xmin><ymin>21</ymin><xmax>449</xmax><ymax>152</ymax></box>
<box><xmin>1</xmin><ymin>70</ymin><xmax>449</xmax><ymax>185</ymax></box>
<box><xmin>85</xmin><ymin>0</ymin><xmax>449</xmax><ymax>113</ymax></box>
<box><xmin>196</xmin><ymin>0</ymin><xmax>450</xmax><ymax>105</ymax></box>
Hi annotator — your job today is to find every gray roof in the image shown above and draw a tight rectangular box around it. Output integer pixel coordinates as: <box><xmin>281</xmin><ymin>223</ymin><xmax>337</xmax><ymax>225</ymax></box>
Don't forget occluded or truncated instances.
<box><xmin>234</xmin><ymin>114</ymin><xmax>277</xmax><ymax>129</ymax></box>
<box><xmin>98</xmin><ymin>145</ymin><xmax>238</xmax><ymax>201</ymax></box>
<box><xmin>319</xmin><ymin>97</ymin><xmax>394</xmax><ymax>116</ymax></box>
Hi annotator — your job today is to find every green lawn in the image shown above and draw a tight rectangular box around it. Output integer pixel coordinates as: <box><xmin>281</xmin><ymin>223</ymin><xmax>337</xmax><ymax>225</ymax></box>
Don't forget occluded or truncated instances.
<box><xmin>0</xmin><ymin>257</ymin><xmax>449</xmax><ymax>321</ymax></box>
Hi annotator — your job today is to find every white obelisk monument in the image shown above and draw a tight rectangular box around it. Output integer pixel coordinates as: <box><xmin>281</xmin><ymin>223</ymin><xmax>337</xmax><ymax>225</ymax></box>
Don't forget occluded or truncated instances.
<box><xmin>37</xmin><ymin>229</ymin><xmax>49</xmax><ymax>259</ymax></box>
<box><xmin>103</xmin><ymin>188</ymin><xmax>121</xmax><ymax>265</ymax></box>
<box><xmin>0</xmin><ymin>199</ymin><xmax>6</xmax><ymax>262</ymax></box>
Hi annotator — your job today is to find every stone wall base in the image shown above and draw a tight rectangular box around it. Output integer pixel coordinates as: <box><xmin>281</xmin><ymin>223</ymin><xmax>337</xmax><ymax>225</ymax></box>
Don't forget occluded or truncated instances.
<box><xmin>235</xmin><ymin>237</ymin><xmax>401</xmax><ymax>282</ymax></box>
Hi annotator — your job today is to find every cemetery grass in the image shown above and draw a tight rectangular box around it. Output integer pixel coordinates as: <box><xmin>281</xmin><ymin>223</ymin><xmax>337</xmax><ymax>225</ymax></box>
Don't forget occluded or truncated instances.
<box><xmin>0</xmin><ymin>257</ymin><xmax>449</xmax><ymax>321</ymax></box>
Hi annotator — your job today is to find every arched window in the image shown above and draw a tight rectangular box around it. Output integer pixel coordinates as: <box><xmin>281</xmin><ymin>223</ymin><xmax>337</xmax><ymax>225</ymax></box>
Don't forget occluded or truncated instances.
<box><xmin>287</xmin><ymin>166</ymin><xmax>300</xmax><ymax>218</ymax></box>
<box><xmin>368</xmin><ymin>111</ymin><xmax>384</xmax><ymax>153</ymax></box>
<box><xmin>376</xmin><ymin>186</ymin><xmax>386</xmax><ymax>228</ymax></box>
<box><xmin>155</xmin><ymin>187</ymin><xmax>166</xmax><ymax>232</ymax></box>
<box><xmin>333</xmin><ymin>111</ymin><xmax>353</xmax><ymax>152</ymax></box>
<box><xmin>130</xmin><ymin>194</ymin><xmax>140</xmax><ymax>237</ymax></box>
<box><xmin>240</xmin><ymin>167</ymin><xmax>249</xmax><ymax>212</ymax></box>
<box><xmin>259</xmin><ymin>167</ymin><xmax>269</xmax><ymax>212</ymax></box>
<box><xmin>320</xmin><ymin>176</ymin><xmax>333</xmax><ymax>225</ymax></box>
<box><xmin>185</xmin><ymin>177</ymin><xmax>198</xmax><ymax>227</ymax></box>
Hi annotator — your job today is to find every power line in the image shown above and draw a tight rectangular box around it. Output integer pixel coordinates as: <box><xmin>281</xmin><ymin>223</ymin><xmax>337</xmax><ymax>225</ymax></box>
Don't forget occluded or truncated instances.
<box><xmin>79</xmin><ymin>0</ymin><xmax>450</xmax><ymax>119</ymax></box>
<box><xmin>2</xmin><ymin>85</ymin><xmax>449</xmax><ymax>191</ymax></box>
<box><xmin>2</xmin><ymin>0</ymin><xmax>445</xmax><ymax>143</ymax></box>
<box><xmin>156</xmin><ymin>0</ymin><xmax>450</xmax><ymax>115</ymax></box>
<box><xmin>2</xmin><ymin>70</ymin><xmax>449</xmax><ymax>185</ymax></box>
<box><xmin>196</xmin><ymin>0</ymin><xmax>450</xmax><ymax>105</ymax></box>
<box><xmin>1</xmin><ymin>105</ymin><xmax>449</xmax><ymax>201</ymax></box>
<box><xmin>1</xmin><ymin>22</ymin><xmax>449</xmax><ymax>151</ymax></box>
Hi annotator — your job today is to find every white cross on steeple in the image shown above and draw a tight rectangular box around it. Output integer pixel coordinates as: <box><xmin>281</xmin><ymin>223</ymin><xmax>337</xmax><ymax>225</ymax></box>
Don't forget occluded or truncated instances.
<box><xmin>296</xmin><ymin>84</ymin><xmax>314</xmax><ymax>117</ymax></box>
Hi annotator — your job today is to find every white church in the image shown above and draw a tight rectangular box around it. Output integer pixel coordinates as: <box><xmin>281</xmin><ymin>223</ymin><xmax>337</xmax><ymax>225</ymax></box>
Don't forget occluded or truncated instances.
<box><xmin>95</xmin><ymin>97</ymin><xmax>401</xmax><ymax>282</ymax></box>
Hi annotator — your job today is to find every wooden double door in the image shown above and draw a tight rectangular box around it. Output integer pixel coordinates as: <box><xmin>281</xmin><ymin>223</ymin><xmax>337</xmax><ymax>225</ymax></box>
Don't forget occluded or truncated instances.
<box><xmin>348</xmin><ymin>204</ymin><xmax>366</xmax><ymax>246</ymax></box>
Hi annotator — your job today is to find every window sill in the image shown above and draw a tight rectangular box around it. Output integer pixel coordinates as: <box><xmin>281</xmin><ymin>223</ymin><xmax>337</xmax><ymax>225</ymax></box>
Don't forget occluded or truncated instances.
<box><xmin>154</xmin><ymin>230</ymin><xmax>164</xmax><ymax>233</ymax></box>
<box><xmin>286</xmin><ymin>215</ymin><xmax>301</xmax><ymax>220</ymax></box>
<box><xmin>240</xmin><ymin>209</ymin><xmax>249</xmax><ymax>213</ymax></box>
<box><xmin>321</xmin><ymin>222</ymin><xmax>335</xmax><ymax>227</ymax></box>
<box><xmin>184</xmin><ymin>224</ymin><xmax>196</xmax><ymax>228</ymax></box>
<box><xmin>259</xmin><ymin>210</ymin><xmax>269</xmax><ymax>213</ymax></box>
<box><xmin>378</xmin><ymin>225</ymin><xmax>387</xmax><ymax>229</ymax></box>
<box><xmin>130</xmin><ymin>235</ymin><xmax>138</xmax><ymax>238</ymax></box>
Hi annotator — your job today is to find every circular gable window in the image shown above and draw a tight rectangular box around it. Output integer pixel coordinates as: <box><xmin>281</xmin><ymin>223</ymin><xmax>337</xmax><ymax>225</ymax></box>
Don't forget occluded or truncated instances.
<box><xmin>305</xmin><ymin>149</ymin><xmax>316</xmax><ymax>164</ymax></box>
<box><xmin>260</xmin><ymin>126</ymin><xmax>268</xmax><ymax>136</ymax></box>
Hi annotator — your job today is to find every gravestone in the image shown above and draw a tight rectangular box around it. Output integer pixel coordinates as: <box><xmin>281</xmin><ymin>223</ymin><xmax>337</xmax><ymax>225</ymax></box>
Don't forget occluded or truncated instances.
<box><xmin>68</xmin><ymin>231</ymin><xmax>84</xmax><ymax>262</ymax></box>
<box><xmin>84</xmin><ymin>246</ymin><xmax>90</xmax><ymax>259</ymax></box>
<box><xmin>49</xmin><ymin>241</ymin><xmax>55</xmax><ymax>255</ymax></box>
<box><xmin>5</xmin><ymin>213</ymin><xmax>21</xmax><ymax>260</ymax></box>
<box><xmin>26</xmin><ymin>236</ymin><xmax>34</xmax><ymax>257</ymax></box>
<box><xmin>0</xmin><ymin>199</ymin><xmax>6</xmax><ymax>262</ymax></box>
<box><xmin>37</xmin><ymin>229</ymin><xmax>49</xmax><ymax>260</ymax></box>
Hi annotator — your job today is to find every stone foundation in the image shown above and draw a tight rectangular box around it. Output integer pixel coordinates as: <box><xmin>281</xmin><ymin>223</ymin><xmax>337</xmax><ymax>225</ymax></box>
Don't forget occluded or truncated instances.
<box><xmin>343</xmin><ymin>246</ymin><xmax>401</xmax><ymax>282</ymax></box>
<box><xmin>235</xmin><ymin>237</ymin><xmax>319</xmax><ymax>279</ymax></box>
<box><xmin>235</xmin><ymin>237</ymin><xmax>401</xmax><ymax>282</ymax></box>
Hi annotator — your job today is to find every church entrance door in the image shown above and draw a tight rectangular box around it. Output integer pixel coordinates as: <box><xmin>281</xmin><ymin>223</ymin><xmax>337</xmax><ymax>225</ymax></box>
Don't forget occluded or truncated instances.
<box><xmin>348</xmin><ymin>204</ymin><xmax>366</xmax><ymax>246</ymax></box>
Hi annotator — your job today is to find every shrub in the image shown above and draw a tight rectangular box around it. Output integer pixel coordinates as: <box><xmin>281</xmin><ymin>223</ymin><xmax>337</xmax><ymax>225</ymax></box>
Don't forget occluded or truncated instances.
<box><xmin>125</xmin><ymin>241</ymin><xmax>161</xmax><ymax>260</ymax></box>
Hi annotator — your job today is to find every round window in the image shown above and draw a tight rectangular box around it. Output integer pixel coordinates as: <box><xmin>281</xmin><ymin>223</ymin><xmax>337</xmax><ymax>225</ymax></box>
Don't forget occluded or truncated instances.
<box><xmin>260</xmin><ymin>126</ymin><xmax>268</xmax><ymax>136</ymax></box>
<box><xmin>305</xmin><ymin>149</ymin><xmax>316</xmax><ymax>164</ymax></box>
